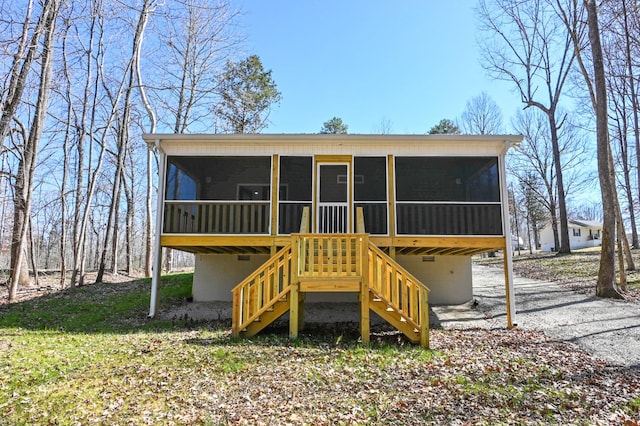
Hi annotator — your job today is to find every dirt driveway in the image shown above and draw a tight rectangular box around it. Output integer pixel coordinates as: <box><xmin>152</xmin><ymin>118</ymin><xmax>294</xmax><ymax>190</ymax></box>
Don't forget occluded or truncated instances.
<box><xmin>433</xmin><ymin>264</ymin><xmax>640</xmax><ymax>369</ymax></box>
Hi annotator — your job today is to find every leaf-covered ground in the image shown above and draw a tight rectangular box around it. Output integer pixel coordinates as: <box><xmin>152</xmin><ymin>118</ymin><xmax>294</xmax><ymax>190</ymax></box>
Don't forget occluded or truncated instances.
<box><xmin>1</xmin><ymin>269</ymin><xmax>639</xmax><ymax>424</ymax></box>
<box><xmin>475</xmin><ymin>249</ymin><xmax>640</xmax><ymax>302</ymax></box>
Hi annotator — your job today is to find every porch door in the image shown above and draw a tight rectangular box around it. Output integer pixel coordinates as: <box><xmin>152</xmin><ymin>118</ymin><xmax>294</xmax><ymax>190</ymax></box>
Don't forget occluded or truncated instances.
<box><xmin>316</xmin><ymin>163</ymin><xmax>349</xmax><ymax>233</ymax></box>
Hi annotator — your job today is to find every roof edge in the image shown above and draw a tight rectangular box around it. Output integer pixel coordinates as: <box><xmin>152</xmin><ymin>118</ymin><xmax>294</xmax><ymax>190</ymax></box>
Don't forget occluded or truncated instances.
<box><xmin>142</xmin><ymin>133</ymin><xmax>524</xmax><ymax>145</ymax></box>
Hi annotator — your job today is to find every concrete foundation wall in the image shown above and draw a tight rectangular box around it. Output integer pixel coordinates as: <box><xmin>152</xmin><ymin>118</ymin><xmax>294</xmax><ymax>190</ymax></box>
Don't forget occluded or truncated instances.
<box><xmin>192</xmin><ymin>253</ymin><xmax>473</xmax><ymax>305</ymax></box>
<box><xmin>192</xmin><ymin>254</ymin><xmax>269</xmax><ymax>301</ymax></box>
<box><xmin>396</xmin><ymin>255</ymin><xmax>472</xmax><ymax>305</ymax></box>
<box><xmin>192</xmin><ymin>254</ymin><xmax>359</xmax><ymax>302</ymax></box>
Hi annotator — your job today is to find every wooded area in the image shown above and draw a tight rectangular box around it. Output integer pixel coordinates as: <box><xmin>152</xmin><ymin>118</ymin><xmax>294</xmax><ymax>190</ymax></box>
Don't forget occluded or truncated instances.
<box><xmin>0</xmin><ymin>0</ymin><xmax>282</xmax><ymax>300</ymax></box>
<box><xmin>479</xmin><ymin>0</ymin><xmax>640</xmax><ymax>297</ymax></box>
<box><xmin>1</xmin><ymin>0</ymin><xmax>639</xmax><ymax>301</ymax></box>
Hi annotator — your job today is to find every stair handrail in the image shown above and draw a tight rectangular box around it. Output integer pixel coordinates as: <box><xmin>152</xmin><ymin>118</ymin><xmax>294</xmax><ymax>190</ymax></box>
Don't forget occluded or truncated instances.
<box><xmin>231</xmin><ymin>244</ymin><xmax>293</xmax><ymax>336</ymax></box>
<box><xmin>367</xmin><ymin>242</ymin><xmax>430</xmax><ymax>347</ymax></box>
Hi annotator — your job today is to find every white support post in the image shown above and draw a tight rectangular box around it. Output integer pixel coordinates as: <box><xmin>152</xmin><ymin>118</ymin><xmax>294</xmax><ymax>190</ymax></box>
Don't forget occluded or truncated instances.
<box><xmin>499</xmin><ymin>149</ymin><xmax>517</xmax><ymax>328</ymax></box>
<box><xmin>149</xmin><ymin>140</ymin><xmax>166</xmax><ymax>318</ymax></box>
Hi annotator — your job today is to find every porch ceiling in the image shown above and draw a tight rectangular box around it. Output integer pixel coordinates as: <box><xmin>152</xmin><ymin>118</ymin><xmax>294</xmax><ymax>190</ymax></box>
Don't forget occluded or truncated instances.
<box><xmin>164</xmin><ymin>244</ymin><xmax>273</xmax><ymax>255</ymax></box>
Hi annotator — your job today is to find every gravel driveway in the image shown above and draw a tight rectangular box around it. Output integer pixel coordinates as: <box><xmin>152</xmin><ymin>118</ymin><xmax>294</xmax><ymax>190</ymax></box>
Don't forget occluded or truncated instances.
<box><xmin>433</xmin><ymin>264</ymin><xmax>640</xmax><ymax>369</ymax></box>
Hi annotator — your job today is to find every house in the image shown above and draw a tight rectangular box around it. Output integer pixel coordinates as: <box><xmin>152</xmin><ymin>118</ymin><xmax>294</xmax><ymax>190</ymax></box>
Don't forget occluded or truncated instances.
<box><xmin>539</xmin><ymin>219</ymin><xmax>602</xmax><ymax>252</ymax></box>
<box><xmin>143</xmin><ymin>133</ymin><xmax>523</xmax><ymax>347</ymax></box>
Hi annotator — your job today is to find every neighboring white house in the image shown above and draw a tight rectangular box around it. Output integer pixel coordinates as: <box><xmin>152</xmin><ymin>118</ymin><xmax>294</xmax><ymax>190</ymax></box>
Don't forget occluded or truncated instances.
<box><xmin>539</xmin><ymin>219</ymin><xmax>602</xmax><ymax>252</ymax></box>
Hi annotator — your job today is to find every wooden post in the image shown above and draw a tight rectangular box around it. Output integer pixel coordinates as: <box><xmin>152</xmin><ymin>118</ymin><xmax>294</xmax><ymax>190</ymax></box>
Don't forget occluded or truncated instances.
<box><xmin>356</xmin><ymin>207</ymin><xmax>365</xmax><ymax>233</ymax></box>
<box><xmin>498</xmin><ymin>148</ymin><xmax>518</xmax><ymax>329</ymax></box>
<box><xmin>270</xmin><ymin>154</ymin><xmax>279</xmax><ymax>238</ymax></box>
<box><xmin>299</xmin><ymin>206</ymin><xmax>310</xmax><ymax>233</ymax></box>
<box><xmin>289</xmin><ymin>235</ymin><xmax>300</xmax><ymax>339</ymax></box>
<box><xmin>503</xmin><ymin>243</ymin><xmax>516</xmax><ymax>329</ymax></box>
<box><xmin>298</xmin><ymin>293</ymin><xmax>305</xmax><ymax>332</ymax></box>
<box><xmin>387</xmin><ymin>155</ymin><xmax>396</xmax><ymax>256</ymax></box>
<box><xmin>232</xmin><ymin>288</ymin><xmax>241</xmax><ymax>337</ymax></box>
<box><xmin>289</xmin><ymin>282</ymin><xmax>299</xmax><ymax>339</ymax></box>
<box><xmin>360</xmin><ymin>235</ymin><xmax>370</xmax><ymax>344</ymax></box>
<box><xmin>420</xmin><ymin>286</ymin><xmax>430</xmax><ymax>348</ymax></box>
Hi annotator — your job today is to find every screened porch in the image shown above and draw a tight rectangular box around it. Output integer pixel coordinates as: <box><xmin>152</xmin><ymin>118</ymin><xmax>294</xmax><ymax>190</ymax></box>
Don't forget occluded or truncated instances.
<box><xmin>162</xmin><ymin>154</ymin><xmax>503</xmax><ymax>239</ymax></box>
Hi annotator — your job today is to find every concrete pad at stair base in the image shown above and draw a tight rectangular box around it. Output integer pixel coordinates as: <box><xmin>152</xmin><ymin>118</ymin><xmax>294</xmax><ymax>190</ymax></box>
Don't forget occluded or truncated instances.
<box><xmin>160</xmin><ymin>300</ymin><xmax>446</xmax><ymax>330</ymax></box>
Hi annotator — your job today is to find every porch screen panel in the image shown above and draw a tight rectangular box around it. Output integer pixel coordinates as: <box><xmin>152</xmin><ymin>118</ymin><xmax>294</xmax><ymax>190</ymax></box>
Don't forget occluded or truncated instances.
<box><xmin>164</xmin><ymin>156</ymin><xmax>271</xmax><ymax>234</ymax></box>
<box><xmin>279</xmin><ymin>156</ymin><xmax>312</xmax><ymax>234</ymax></box>
<box><xmin>354</xmin><ymin>157</ymin><xmax>387</xmax><ymax>234</ymax></box>
<box><xmin>394</xmin><ymin>157</ymin><xmax>502</xmax><ymax>235</ymax></box>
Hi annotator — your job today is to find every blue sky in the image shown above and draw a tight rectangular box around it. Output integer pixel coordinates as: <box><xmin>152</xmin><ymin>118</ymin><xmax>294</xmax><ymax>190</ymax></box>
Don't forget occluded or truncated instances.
<box><xmin>235</xmin><ymin>0</ymin><xmax>523</xmax><ymax>134</ymax></box>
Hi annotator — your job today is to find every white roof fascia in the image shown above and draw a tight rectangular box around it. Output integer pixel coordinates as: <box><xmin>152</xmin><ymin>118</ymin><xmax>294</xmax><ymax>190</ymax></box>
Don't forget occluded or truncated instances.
<box><xmin>142</xmin><ymin>134</ymin><xmax>524</xmax><ymax>157</ymax></box>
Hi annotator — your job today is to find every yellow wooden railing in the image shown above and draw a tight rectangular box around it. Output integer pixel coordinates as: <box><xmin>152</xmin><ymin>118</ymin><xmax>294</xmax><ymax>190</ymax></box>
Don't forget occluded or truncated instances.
<box><xmin>367</xmin><ymin>243</ymin><xmax>430</xmax><ymax>347</ymax></box>
<box><xmin>231</xmin><ymin>206</ymin><xmax>430</xmax><ymax>347</ymax></box>
<box><xmin>295</xmin><ymin>234</ymin><xmax>366</xmax><ymax>279</ymax></box>
<box><xmin>231</xmin><ymin>244</ymin><xmax>292</xmax><ymax>336</ymax></box>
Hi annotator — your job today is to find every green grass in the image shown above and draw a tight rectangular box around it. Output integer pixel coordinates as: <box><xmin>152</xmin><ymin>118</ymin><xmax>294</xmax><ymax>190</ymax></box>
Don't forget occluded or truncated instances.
<box><xmin>0</xmin><ymin>272</ymin><xmax>639</xmax><ymax>424</ymax></box>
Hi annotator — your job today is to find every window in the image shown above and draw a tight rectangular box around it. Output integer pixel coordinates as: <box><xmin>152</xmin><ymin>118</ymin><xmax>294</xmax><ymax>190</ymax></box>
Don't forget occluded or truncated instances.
<box><xmin>165</xmin><ymin>156</ymin><xmax>271</xmax><ymax>200</ymax></box>
<box><xmin>166</xmin><ymin>163</ymin><xmax>197</xmax><ymax>200</ymax></box>
<box><xmin>354</xmin><ymin>157</ymin><xmax>387</xmax><ymax>201</ymax></box>
<box><xmin>279</xmin><ymin>156</ymin><xmax>312</xmax><ymax>201</ymax></box>
<box><xmin>354</xmin><ymin>157</ymin><xmax>387</xmax><ymax>234</ymax></box>
<box><xmin>394</xmin><ymin>157</ymin><xmax>502</xmax><ymax>235</ymax></box>
<box><xmin>395</xmin><ymin>157</ymin><xmax>500</xmax><ymax>202</ymax></box>
<box><xmin>573</xmin><ymin>228</ymin><xmax>581</xmax><ymax>237</ymax></box>
<box><xmin>163</xmin><ymin>156</ymin><xmax>271</xmax><ymax>234</ymax></box>
<box><xmin>279</xmin><ymin>156</ymin><xmax>312</xmax><ymax>234</ymax></box>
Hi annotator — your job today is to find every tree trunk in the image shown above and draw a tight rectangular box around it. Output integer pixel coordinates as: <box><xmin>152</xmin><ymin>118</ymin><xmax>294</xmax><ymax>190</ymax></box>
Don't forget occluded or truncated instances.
<box><xmin>548</xmin><ymin>115</ymin><xmax>571</xmax><ymax>254</ymax></box>
<box><xmin>8</xmin><ymin>0</ymin><xmax>58</xmax><ymax>301</ymax></box>
<box><xmin>617</xmin><ymin>236</ymin><xmax>627</xmax><ymax>292</ymax></box>
<box><xmin>550</xmin><ymin>199</ymin><xmax>560</xmax><ymax>252</ymax></box>
<box><xmin>134</xmin><ymin>0</ymin><xmax>156</xmax><ymax>278</ymax></box>
<box><xmin>121</xmin><ymin>167</ymin><xmax>134</xmax><ymax>276</ymax></box>
<box><xmin>28</xmin><ymin>217</ymin><xmax>39</xmax><ymax>287</ymax></box>
<box><xmin>96</xmin><ymin>149</ymin><xmax>124</xmax><ymax>283</ymax></box>
<box><xmin>70</xmin><ymin>4</ymin><xmax>102</xmax><ymax>289</ymax></box>
<box><xmin>585</xmin><ymin>0</ymin><xmax>623</xmax><ymax>299</ymax></box>
<box><xmin>622</xmin><ymin>0</ymin><xmax>640</xmax><ymax>250</ymax></box>
<box><xmin>0</xmin><ymin>0</ymin><xmax>44</xmax><ymax>148</ymax></box>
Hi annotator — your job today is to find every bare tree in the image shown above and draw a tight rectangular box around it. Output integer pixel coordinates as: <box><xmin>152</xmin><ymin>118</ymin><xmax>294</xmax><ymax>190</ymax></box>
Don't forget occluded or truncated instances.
<box><xmin>0</xmin><ymin>0</ymin><xmax>244</xmax><ymax>291</ymax></box>
<box><xmin>510</xmin><ymin>110</ymin><xmax>558</xmax><ymax>249</ymax></box>
<box><xmin>0</xmin><ymin>0</ymin><xmax>49</xmax><ymax>148</ymax></box>
<box><xmin>68</xmin><ymin>1</ymin><xmax>110</xmax><ymax>288</ymax></box>
<box><xmin>519</xmin><ymin>172</ymin><xmax>549</xmax><ymax>251</ymax></box>
<box><xmin>584</xmin><ymin>0</ymin><xmax>623</xmax><ymax>298</ymax></box>
<box><xmin>614</xmin><ymin>0</ymin><xmax>640</xmax><ymax>249</ymax></box>
<box><xmin>459</xmin><ymin>92</ymin><xmax>503</xmax><ymax>134</ymax></box>
<box><xmin>478</xmin><ymin>0</ymin><xmax>574</xmax><ymax>253</ymax></box>
<box><xmin>150</xmin><ymin>0</ymin><xmax>242</xmax><ymax>133</ymax></box>
<box><xmin>373</xmin><ymin>117</ymin><xmax>393</xmax><ymax>134</ymax></box>
<box><xmin>509</xmin><ymin>108</ymin><xmax>592</xmax><ymax>251</ymax></box>
<box><xmin>8</xmin><ymin>0</ymin><xmax>60</xmax><ymax>300</ymax></box>
<box><xmin>134</xmin><ymin>0</ymin><xmax>158</xmax><ymax>278</ymax></box>
<box><xmin>95</xmin><ymin>0</ymin><xmax>154</xmax><ymax>283</ymax></box>
<box><xmin>555</xmin><ymin>0</ymin><xmax>628</xmax><ymax>296</ymax></box>
<box><xmin>144</xmin><ymin>0</ymin><xmax>241</xmax><ymax>272</ymax></box>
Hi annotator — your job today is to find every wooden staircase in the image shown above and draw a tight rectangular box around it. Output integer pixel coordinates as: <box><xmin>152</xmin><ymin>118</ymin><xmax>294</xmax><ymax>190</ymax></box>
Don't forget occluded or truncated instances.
<box><xmin>231</xmin><ymin>209</ymin><xmax>431</xmax><ymax>348</ymax></box>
